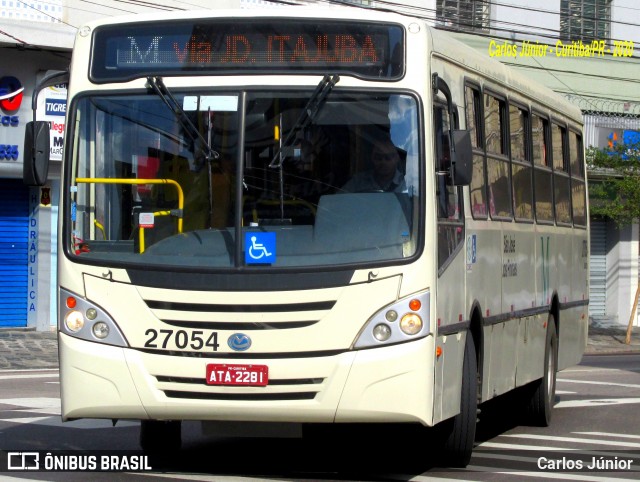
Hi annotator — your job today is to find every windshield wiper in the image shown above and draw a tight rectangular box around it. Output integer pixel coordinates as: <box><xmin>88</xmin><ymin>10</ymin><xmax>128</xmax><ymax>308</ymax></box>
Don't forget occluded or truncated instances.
<box><xmin>269</xmin><ymin>74</ymin><xmax>340</xmax><ymax>169</ymax></box>
<box><xmin>146</xmin><ymin>76</ymin><xmax>219</xmax><ymax>162</ymax></box>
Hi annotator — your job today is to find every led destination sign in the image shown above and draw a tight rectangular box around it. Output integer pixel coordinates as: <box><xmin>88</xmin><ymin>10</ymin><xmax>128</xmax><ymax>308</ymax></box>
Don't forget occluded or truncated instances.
<box><xmin>91</xmin><ymin>20</ymin><xmax>404</xmax><ymax>81</ymax></box>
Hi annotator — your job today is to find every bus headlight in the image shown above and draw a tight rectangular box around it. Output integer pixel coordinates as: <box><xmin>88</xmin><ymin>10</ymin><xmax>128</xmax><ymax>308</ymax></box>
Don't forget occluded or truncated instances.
<box><xmin>372</xmin><ymin>323</ymin><xmax>392</xmax><ymax>341</ymax></box>
<box><xmin>64</xmin><ymin>311</ymin><xmax>84</xmax><ymax>332</ymax></box>
<box><xmin>92</xmin><ymin>321</ymin><xmax>110</xmax><ymax>339</ymax></box>
<box><xmin>400</xmin><ymin>313</ymin><xmax>422</xmax><ymax>335</ymax></box>
<box><xmin>352</xmin><ymin>290</ymin><xmax>430</xmax><ymax>349</ymax></box>
<box><xmin>59</xmin><ymin>288</ymin><xmax>128</xmax><ymax>347</ymax></box>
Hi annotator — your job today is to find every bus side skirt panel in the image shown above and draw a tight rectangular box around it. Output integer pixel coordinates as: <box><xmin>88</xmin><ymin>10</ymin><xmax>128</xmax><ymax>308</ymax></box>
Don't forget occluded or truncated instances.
<box><xmin>558</xmin><ymin>304</ymin><xmax>588</xmax><ymax>370</ymax></box>
<box><xmin>432</xmin><ymin>331</ymin><xmax>465</xmax><ymax>425</ymax></box>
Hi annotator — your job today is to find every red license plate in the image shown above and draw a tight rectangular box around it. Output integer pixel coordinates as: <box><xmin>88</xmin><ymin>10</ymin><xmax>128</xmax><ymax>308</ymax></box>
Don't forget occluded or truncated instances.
<box><xmin>206</xmin><ymin>364</ymin><xmax>269</xmax><ymax>386</ymax></box>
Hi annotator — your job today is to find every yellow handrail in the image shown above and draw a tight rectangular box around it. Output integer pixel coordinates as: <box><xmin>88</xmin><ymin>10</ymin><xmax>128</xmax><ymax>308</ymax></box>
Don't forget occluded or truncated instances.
<box><xmin>94</xmin><ymin>219</ymin><xmax>106</xmax><ymax>240</ymax></box>
<box><xmin>138</xmin><ymin>210</ymin><xmax>172</xmax><ymax>253</ymax></box>
<box><xmin>76</xmin><ymin>178</ymin><xmax>185</xmax><ymax>253</ymax></box>
<box><xmin>75</xmin><ymin>178</ymin><xmax>184</xmax><ymax>232</ymax></box>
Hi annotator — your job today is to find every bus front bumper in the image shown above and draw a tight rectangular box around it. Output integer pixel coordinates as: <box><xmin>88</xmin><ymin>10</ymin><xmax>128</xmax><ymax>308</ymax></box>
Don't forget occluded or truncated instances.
<box><xmin>59</xmin><ymin>332</ymin><xmax>435</xmax><ymax>426</ymax></box>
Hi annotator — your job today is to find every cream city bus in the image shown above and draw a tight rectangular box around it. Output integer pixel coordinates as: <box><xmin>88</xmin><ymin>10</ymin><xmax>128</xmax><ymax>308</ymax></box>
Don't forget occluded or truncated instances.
<box><xmin>24</xmin><ymin>6</ymin><xmax>588</xmax><ymax>467</ymax></box>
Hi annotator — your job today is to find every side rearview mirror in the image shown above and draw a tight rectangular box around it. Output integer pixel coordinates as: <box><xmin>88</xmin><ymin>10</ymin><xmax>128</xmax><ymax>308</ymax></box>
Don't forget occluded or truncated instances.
<box><xmin>23</xmin><ymin>121</ymin><xmax>50</xmax><ymax>186</ymax></box>
<box><xmin>451</xmin><ymin>129</ymin><xmax>472</xmax><ymax>186</ymax></box>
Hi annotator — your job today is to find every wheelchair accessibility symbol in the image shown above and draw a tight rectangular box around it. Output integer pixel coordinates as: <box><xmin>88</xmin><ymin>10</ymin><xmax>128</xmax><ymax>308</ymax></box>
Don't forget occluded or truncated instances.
<box><xmin>245</xmin><ymin>232</ymin><xmax>276</xmax><ymax>264</ymax></box>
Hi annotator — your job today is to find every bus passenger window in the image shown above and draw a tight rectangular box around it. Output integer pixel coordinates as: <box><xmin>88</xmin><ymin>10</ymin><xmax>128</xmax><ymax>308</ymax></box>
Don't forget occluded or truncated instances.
<box><xmin>532</xmin><ymin>114</ymin><xmax>553</xmax><ymax>222</ymax></box>
<box><xmin>510</xmin><ymin>105</ymin><xmax>533</xmax><ymax>221</ymax></box>
<box><xmin>569</xmin><ymin>131</ymin><xmax>587</xmax><ymax>226</ymax></box>
<box><xmin>465</xmin><ymin>85</ymin><xmax>487</xmax><ymax>218</ymax></box>
<box><xmin>484</xmin><ymin>94</ymin><xmax>511</xmax><ymax>219</ymax></box>
<box><xmin>552</xmin><ymin>124</ymin><xmax>571</xmax><ymax>224</ymax></box>
<box><xmin>532</xmin><ymin>115</ymin><xmax>547</xmax><ymax>166</ymax></box>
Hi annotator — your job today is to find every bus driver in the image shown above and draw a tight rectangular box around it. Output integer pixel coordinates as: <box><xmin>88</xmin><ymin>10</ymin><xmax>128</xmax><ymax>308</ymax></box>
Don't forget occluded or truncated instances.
<box><xmin>342</xmin><ymin>136</ymin><xmax>407</xmax><ymax>193</ymax></box>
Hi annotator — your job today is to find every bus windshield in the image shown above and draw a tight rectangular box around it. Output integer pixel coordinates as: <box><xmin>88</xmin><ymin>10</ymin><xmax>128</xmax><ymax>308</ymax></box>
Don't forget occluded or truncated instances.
<box><xmin>67</xmin><ymin>88</ymin><xmax>420</xmax><ymax>269</ymax></box>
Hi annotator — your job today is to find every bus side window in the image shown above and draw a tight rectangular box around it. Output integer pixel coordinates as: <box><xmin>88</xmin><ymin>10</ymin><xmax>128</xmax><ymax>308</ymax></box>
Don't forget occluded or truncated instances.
<box><xmin>510</xmin><ymin>104</ymin><xmax>533</xmax><ymax>221</ymax></box>
<box><xmin>435</xmin><ymin>104</ymin><xmax>463</xmax><ymax>273</ymax></box>
<box><xmin>465</xmin><ymin>84</ymin><xmax>487</xmax><ymax>218</ymax></box>
<box><xmin>532</xmin><ymin>114</ymin><xmax>553</xmax><ymax>223</ymax></box>
<box><xmin>485</xmin><ymin>93</ymin><xmax>512</xmax><ymax>219</ymax></box>
<box><xmin>569</xmin><ymin>131</ymin><xmax>587</xmax><ymax>226</ymax></box>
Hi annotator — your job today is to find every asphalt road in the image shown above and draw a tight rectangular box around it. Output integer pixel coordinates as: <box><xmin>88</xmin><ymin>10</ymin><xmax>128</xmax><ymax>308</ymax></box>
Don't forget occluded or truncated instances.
<box><xmin>0</xmin><ymin>352</ymin><xmax>639</xmax><ymax>481</ymax></box>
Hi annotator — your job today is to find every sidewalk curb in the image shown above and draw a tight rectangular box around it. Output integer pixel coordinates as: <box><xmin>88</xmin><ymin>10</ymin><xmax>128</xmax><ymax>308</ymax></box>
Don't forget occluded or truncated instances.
<box><xmin>0</xmin><ymin>329</ymin><xmax>58</xmax><ymax>370</ymax></box>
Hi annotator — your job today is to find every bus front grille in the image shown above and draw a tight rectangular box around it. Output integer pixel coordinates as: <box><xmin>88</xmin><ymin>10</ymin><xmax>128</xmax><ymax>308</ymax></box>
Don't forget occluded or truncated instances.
<box><xmin>145</xmin><ymin>300</ymin><xmax>336</xmax><ymax>312</ymax></box>
<box><xmin>156</xmin><ymin>375</ymin><xmax>324</xmax><ymax>385</ymax></box>
<box><xmin>162</xmin><ymin>390</ymin><xmax>318</xmax><ymax>401</ymax></box>
<box><xmin>142</xmin><ymin>299</ymin><xmax>336</xmax><ymax>330</ymax></box>
<box><xmin>154</xmin><ymin>375</ymin><xmax>324</xmax><ymax>401</ymax></box>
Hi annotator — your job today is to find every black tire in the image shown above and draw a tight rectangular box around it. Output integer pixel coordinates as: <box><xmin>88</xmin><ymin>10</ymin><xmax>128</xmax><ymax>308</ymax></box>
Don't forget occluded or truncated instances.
<box><xmin>440</xmin><ymin>332</ymin><xmax>478</xmax><ymax>468</ymax></box>
<box><xmin>140</xmin><ymin>420</ymin><xmax>182</xmax><ymax>453</ymax></box>
<box><xmin>525</xmin><ymin>315</ymin><xmax>558</xmax><ymax>426</ymax></box>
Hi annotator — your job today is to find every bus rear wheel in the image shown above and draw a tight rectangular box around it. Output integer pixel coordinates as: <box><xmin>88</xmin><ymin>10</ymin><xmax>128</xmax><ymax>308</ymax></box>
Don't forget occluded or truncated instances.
<box><xmin>439</xmin><ymin>332</ymin><xmax>478</xmax><ymax>468</ymax></box>
<box><xmin>140</xmin><ymin>420</ymin><xmax>182</xmax><ymax>453</ymax></box>
<box><xmin>524</xmin><ymin>316</ymin><xmax>557</xmax><ymax>426</ymax></box>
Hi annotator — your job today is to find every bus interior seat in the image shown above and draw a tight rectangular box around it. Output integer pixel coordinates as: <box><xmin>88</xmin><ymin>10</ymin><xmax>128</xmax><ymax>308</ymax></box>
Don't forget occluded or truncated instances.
<box><xmin>313</xmin><ymin>193</ymin><xmax>410</xmax><ymax>255</ymax></box>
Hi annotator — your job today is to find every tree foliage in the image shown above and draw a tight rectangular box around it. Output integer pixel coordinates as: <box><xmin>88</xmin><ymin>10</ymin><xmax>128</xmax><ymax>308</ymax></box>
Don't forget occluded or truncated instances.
<box><xmin>586</xmin><ymin>141</ymin><xmax>640</xmax><ymax>227</ymax></box>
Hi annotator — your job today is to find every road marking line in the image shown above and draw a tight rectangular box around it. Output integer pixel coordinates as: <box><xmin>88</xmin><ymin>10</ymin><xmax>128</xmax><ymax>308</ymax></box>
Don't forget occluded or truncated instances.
<box><xmin>563</xmin><ymin>368</ymin><xmax>626</xmax><ymax>373</ymax></box>
<box><xmin>502</xmin><ymin>433</ymin><xmax>640</xmax><ymax>448</ymax></box>
<box><xmin>410</xmin><ymin>476</ymin><xmax>482</xmax><ymax>482</ymax></box>
<box><xmin>0</xmin><ymin>398</ymin><xmax>60</xmax><ymax>410</ymax></box>
<box><xmin>558</xmin><ymin>379</ymin><xmax>640</xmax><ymax>389</ymax></box>
<box><xmin>480</xmin><ymin>442</ymin><xmax>638</xmax><ymax>458</ymax></box>
<box><xmin>15</xmin><ymin>407</ymin><xmax>60</xmax><ymax>415</ymax></box>
<box><xmin>137</xmin><ymin>475</ymin><xmax>303</xmax><ymax>481</ymax></box>
<box><xmin>556</xmin><ymin>398</ymin><xmax>640</xmax><ymax>408</ymax></box>
<box><xmin>0</xmin><ymin>373</ymin><xmax>59</xmax><ymax>380</ymax></box>
<box><xmin>0</xmin><ymin>473</ymin><xmax>43</xmax><ymax>482</ymax></box>
<box><xmin>464</xmin><ymin>464</ymin><xmax>636</xmax><ymax>481</ymax></box>
<box><xmin>574</xmin><ymin>432</ymin><xmax>640</xmax><ymax>440</ymax></box>
<box><xmin>0</xmin><ymin>368</ymin><xmax>58</xmax><ymax>373</ymax></box>
<box><xmin>474</xmin><ymin>452</ymin><xmax>546</xmax><ymax>463</ymax></box>
<box><xmin>0</xmin><ymin>416</ymin><xmax>51</xmax><ymax>424</ymax></box>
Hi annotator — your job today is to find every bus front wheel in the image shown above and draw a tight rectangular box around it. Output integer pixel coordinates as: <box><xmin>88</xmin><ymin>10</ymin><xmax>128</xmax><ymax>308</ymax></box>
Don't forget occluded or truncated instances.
<box><xmin>140</xmin><ymin>420</ymin><xmax>182</xmax><ymax>453</ymax></box>
<box><xmin>439</xmin><ymin>332</ymin><xmax>478</xmax><ymax>468</ymax></box>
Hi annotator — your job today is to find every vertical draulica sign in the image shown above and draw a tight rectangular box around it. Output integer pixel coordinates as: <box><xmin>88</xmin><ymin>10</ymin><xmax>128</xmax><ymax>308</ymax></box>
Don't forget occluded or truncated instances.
<box><xmin>27</xmin><ymin>188</ymin><xmax>39</xmax><ymax>326</ymax></box>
